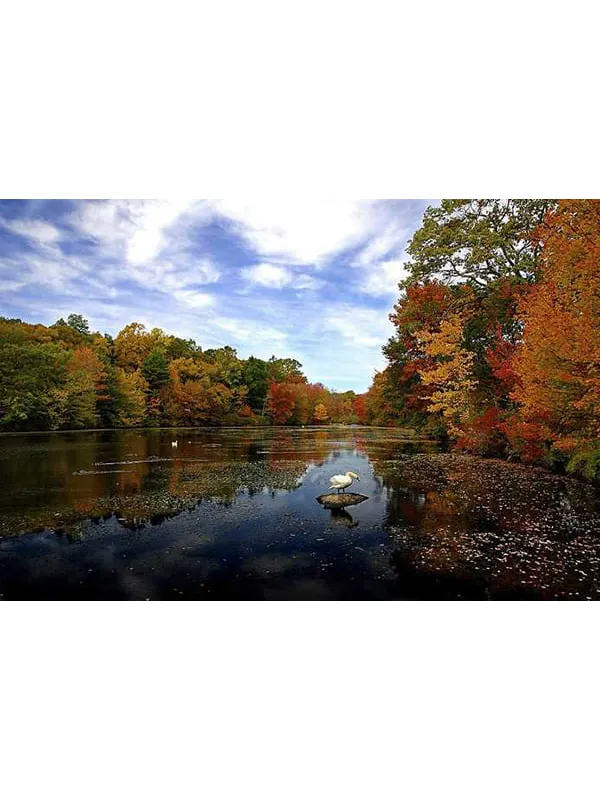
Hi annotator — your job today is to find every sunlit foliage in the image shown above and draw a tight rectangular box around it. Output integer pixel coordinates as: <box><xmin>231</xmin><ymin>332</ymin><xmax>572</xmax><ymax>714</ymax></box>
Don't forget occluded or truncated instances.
<box><xmin>513</xmin><ymin>200</ymin><xmax>600</xmax><ymax>479</ymax></box>
<box><xmin>366</xmin><ymin>198</ymin><xmax>600</xmax><ymax>481</ymax></box>
<box><xmin>0</xmin><ymin>316</ymin><xmax>358</xmax><ymax>431</ymax></box>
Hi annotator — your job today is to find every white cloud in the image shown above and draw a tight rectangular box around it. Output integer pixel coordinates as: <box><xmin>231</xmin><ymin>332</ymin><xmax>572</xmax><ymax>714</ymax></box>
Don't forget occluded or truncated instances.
<box><xmin>126</xmin><ymin>200</ymin><xmax>197</xmax><ymax>264</ymax></box>
<box><xmin>242</xmin><ymin>263</ymin><xmax>325</xmax><ymax>291</ymax></box>
<box><xmin>323</xmin><ymin>305</ymin><xmax>393</xmax><ymax>347</ymax></box>
<box><xmin>0</xmin><ymin>217</ymin><xmax>60</xmax><ymax>245</ymax></box>
<box><xmin>353</xmin><ymin>223</ymin><xmax>407</xmax><ymax>267</ymax></box>
<box><xmin>65</xmin><ymin>201</ymin><xmax>221</xmax><ymax>307</ymax></box>
<box><xmin>0</xmin><ymin>251</ymin><xmax>121</xmax><ymax>299</ymax></box>
<box><xmin>188</xmin><ymin>258</ymin><xmax>220</xmax><ymax>285</ymax></box>
<box><xmin>0</xmin><ymin>277</ymin><xmax>26</xmax><ymax>292</ymax></box>
<box><xmin>69</xmin><ymin>200</ymin><xmax>204</xmax><ymax>264</ymax></box>
<box><xmin>361</xmin><ymin>259</ymin><xmax>408</xmax><ymax>297</ymax></box>
<box><xmin>242</xmin><ymin>263</ymin><xmax>292</xmax><ymax>288</ymax></box>
<box><xmin>210</xmin><ymin>199</ymin><xmax>407</xmax><ymax>266</ymax></box>
<box><xmin>172</xmin><ymin>289</ymin><xmax>215</xmax><ymax>309</ymax></box>
<box><xmin>295</xmin><ymin>274</ymin><xmax>325</xmax><ymax>291</ymax></box>
<box><xmin>130</xmin><ymin>258</ymin><xmax>220</xmax><ymax>294</ymax></box>
<box><xmin>70</xmin><ymin>200</ymin><xmax>131</xmax><ymax>251</ymax></box>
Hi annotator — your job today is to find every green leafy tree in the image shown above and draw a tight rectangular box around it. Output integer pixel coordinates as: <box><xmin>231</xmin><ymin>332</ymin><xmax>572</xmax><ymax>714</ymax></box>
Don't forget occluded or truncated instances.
<box><xmin>0</xmin><ymin>341</ymin><xmax>70</xmax><ymax>430</ymax></box>
<box><xmin>165</xmin><ymin>336</ymin><xmax>201</xmax><ymax>360</ymax></box>
<box><xmin>114</xmin><ymin>369</ymin><xmax>148</xmax><ymax>426</ymax></box>
<box><xmin>67</xmin><ymin>313</ymin><xmax>91</xmax><ymax>335</ymax></box>
<box><xmin>243</xmin><ymin>357</ymin><xmax>269</xmax><ymax>411</ymax></box>
<box><xmin>207</xmin><ymin>346</ymin><xmax>244</xmax><ymax>388</ymax></box>
<box><xmin>267</xmin><ymin>356</ymin><xmax>305</xmax><ymax>383</ymax></box>
<box><xmin>405</xmin><ymin>200</ymin><xmax>555</xmax><ymax>288</ymax></box>
<box><xmin>142</xmin><ymin>348</ymin><xmax>170</xmax><ymax>395</ymax></box>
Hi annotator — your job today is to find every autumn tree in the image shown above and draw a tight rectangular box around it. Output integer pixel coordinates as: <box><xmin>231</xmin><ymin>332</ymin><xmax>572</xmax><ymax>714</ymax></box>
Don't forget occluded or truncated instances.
<box><xmin>417</xmin><ymin>312</ymin><xmax>477</xmax><ymax>439</ymax></box>
<box><xmin>512</xmin><ymin>200</ymin><xmax>600</xmax><ymax>479</ymax></box>
<box><xmin>64</xmin><ymin>345</ymin><xmax>110</xmax><ymax>427</ymax></box>
<box><xmin>114</xmin><ymin>369</ymin><xmax>148</xmax><ymax>426</ymax></box>
<box><xmin>370</xmin><ymin>200</ymin><xmax>559</xmax><ymax>445</ymax></box>
<box><xmin>163</xmin><ymin>363</ymin><xmax>235</xmax><ymax>426</ymax></box>
<box><xmin>364</xmin><ymin>368</ymin><xmax>405</xmax><ymax>426</ymax></box>
<box><xmin>57</xmin><ymin>364</ymin><xmax>98</xmax><ymax>428</ymax></box>
<box><xmin>353</xmin><ymin>395</ymin><xmax>367</xmax><ymax>423</ymax></box>
<box><xmin>49</xmin><ymin>317</ymin><xmax>90</xmax><ymax>349</ymax></box>
<box><xmin>313</xmin><ymin>402</ymin><xmax>329</xmax><ymax>423</ymax></box>
<box><xmin>266</xmin><ymin>382</ymin><xmax>296</xmax><ymax>424</ymax></box>
<box><xmin>0</xmin><ymin>317</ymin><xmax>342</xmax><ymax>431</ymax></box>
<box><xmin>381</xmin><ymin>281</ymin><xmax>455</xmax><ymax>428</ymax></box>
<box><xmin>289</xmin><ymin>382</ymin><xmax>312</xmax><ymax>425</ymax></box>
<box><xmin>114</xmin><ymin>323</ymin><xmax>154</xmax><ymax>370</ymax></box>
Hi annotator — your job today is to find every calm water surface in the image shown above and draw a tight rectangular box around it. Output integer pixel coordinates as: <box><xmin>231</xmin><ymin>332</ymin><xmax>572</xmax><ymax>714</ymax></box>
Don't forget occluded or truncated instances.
<box><xmin>1</xmin><ymin>426</ymin><xmax>599</xmax><ymax>600</ymax></box>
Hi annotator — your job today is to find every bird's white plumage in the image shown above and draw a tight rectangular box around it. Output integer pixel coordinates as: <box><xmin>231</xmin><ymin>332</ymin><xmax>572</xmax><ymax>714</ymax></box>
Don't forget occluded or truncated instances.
<box><xmin>328</xmin><ymin>471</ymin><xmax>360</xmax><ymax>491</ymax></box>
<box><xmin>329</xmin><ymin>474</ymin><xmax>352</xmax><ymax>490</ymax></box>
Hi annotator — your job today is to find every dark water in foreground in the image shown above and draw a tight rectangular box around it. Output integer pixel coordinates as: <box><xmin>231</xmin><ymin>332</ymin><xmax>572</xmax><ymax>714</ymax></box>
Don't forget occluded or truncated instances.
<box><xmin>1</xmin><ymin>426</ymin><xmax>599</xmax><ymax>600</ymax></box>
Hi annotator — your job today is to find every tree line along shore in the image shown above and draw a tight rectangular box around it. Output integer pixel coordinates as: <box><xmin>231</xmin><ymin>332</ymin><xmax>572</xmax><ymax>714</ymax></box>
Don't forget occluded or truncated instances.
<box><xmin>1</xmin><ymin>199</ymin><xmax>599</xmax><ymax>482</ymax></box>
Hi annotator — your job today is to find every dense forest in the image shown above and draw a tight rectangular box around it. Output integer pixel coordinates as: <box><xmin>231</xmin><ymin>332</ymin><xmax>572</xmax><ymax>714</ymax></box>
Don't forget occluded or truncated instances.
<box><xmin>361</xmin><ymin>199</ymin><xmax>600</xmax><ymax>481</ymax></box>
<box><xmin>0</xmin><ymin>315</ymin><xmax>363</xmax><ymax>431</ymax></box>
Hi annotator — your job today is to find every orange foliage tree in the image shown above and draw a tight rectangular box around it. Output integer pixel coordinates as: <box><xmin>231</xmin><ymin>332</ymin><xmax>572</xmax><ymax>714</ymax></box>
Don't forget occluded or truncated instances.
<box><xmin>512</xmin><ymin>200</ymin><xmax>600</xmax><ymax>478</ymax></box>
<box><xmin>266</xmin><ymin>382</ymin><xmax>296</xmax><ymax>424</ymax></box>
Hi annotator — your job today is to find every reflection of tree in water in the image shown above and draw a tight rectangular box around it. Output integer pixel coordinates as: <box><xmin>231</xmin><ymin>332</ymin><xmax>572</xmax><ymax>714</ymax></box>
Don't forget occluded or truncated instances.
<box><xmin>266</xmin><ymin>429</ymin><xmax>332</xmax><ymax>465</ymax></box>
<box><xmin>379</xmin><ymin>453</ymin><xmax>600</xmax><ymax>599</ymax></box>
<box><xmin>355</xmin><ymin>431</ymin><xmax>439</xmax><ymax>461</ymax></box>
<box><xmin>1</xmin><ymin>426</ymin><xmax>422</xmax><ymax>535</ymax></box>
<box><xmin>3</xmin><ymin>428</ymin><xmax>338</xmax><ymax>534</ymax></box>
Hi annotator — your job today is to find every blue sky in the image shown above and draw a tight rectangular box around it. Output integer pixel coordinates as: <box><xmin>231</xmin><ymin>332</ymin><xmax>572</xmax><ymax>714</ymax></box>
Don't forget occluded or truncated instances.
<box><xmin>0</xmin><ymin>199</ymin><xmax>433</xmax><ymax>392</ymax></box>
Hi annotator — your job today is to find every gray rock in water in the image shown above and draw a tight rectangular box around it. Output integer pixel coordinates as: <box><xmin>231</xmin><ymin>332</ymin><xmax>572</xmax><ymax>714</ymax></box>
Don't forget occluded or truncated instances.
<box><xmin>316</xmin><ymin>492</ymin><xmax>368</xmax><ymax>509</ymax></box>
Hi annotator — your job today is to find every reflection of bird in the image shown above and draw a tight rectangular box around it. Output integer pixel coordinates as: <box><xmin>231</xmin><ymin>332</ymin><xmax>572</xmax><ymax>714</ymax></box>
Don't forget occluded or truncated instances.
<box><xmin>328</xmin><ymin>471</ymin><xmax>360</xmax><ymax>493</ymax></box>
<box><xmin>171</xmin><ymin>440</ymin><xmax>178</xmax><ymax>448</ymax></box>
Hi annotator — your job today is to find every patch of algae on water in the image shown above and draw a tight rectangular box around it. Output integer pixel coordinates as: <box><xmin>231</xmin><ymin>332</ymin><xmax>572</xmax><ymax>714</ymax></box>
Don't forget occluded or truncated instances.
<box><xmin>0</xmin><ymin>459</ymin><xmax>309</xmax><ymax>537</ymax></box>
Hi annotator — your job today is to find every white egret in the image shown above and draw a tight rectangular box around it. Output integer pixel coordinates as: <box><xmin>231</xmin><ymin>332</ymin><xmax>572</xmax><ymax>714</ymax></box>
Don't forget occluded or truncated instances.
<box><xmin>328</xmin><ymin>471</ymin><xmax>360</xmax><ymax>493</ymax></box>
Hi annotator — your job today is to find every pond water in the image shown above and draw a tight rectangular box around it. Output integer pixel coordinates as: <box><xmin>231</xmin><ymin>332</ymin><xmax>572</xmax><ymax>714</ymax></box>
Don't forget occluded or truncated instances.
<box><xmin>1</xmin><ymin>426</ymin><xmax>599</xmax><ymax>600</ymax></box>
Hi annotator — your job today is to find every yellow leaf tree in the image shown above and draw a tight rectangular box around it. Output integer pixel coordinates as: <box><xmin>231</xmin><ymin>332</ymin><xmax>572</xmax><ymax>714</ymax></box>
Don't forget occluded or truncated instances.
<box><xmin>417</xmin><ymin>312</ymin><xmax>477</xmax><ymax>439</ymax></box>
<box><xmin>313</xmin><ymin>402</ymin><xmax>329</xmax><ymax>424</ymax></box>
